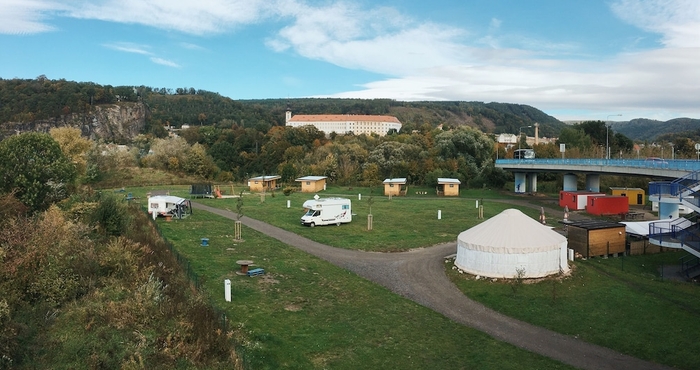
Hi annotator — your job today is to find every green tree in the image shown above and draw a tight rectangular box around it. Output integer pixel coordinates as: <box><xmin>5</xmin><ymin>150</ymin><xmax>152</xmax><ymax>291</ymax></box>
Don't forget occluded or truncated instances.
<box><xmin>0</xmin><ymin>132</ymin><xmax>76</xmax><ymax>212</ymax></box>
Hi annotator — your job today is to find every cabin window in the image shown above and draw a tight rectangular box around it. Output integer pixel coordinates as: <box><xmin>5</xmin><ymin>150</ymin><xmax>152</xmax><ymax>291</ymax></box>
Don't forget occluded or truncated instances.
<box><xmin>306</xmin><ymin>181</ymin><xmax>311</xmax><ymax>185</ymax></box>
<box><xmin>390</xmin><ymin>184</ymin><xmax>394</xmax><ymax>187</ymax></box>
<box><xmin>254</xmin><ymin>181</ymin><xmax>259</xmax><ymax>184</ymax></box>
<box><xmin>449</xmin><ymin>184</ymin><xmax>454</xmax><ymax>188</ymax></box>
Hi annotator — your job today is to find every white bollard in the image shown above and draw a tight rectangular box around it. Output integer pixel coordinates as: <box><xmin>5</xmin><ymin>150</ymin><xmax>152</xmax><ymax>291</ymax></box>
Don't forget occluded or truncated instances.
<box><xmin>358</xmin><ymin>193</ymin><xmax>362</xmax><ymax>200</ymax></box>
<box><xmin>475</xmin><ymin>200</ymin><xmax>479</xmax><ymax>208</ymax></box>
<box><xmin>287</xmin><ymin>200</ymin><xmax>290</xmax><ymax>208</ymax></box>
<box><xmin>224</xmin><ymin>279</ymin><xmax>232</xmax><ymax>302</ymax></box>
<box><xmin>438</xmin><ymin>210</ymin><xmax>442</xmax><ymax>220</ymax></box>
<box><xmin>568</xmin><ymin>248</ymin><xmax>574</xmax><ymax>261</ymax></box>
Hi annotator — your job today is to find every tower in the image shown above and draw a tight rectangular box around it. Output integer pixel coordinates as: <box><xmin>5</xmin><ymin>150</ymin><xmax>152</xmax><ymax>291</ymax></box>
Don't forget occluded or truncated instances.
<box><xmin>534</xmin><ymin>122</ymin><xmax>539</xmax><ymax>145</ymax></box>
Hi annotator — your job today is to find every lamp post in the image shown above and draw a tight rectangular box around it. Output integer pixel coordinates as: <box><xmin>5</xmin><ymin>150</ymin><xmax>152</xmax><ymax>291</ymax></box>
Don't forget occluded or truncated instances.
<box><xmin>518</xmin><ymin>125</ymin><xmax>532</xmax><ymax>152</ymax></box>
<box><xmin>606</xmin><ymin>114</ymin><xmax>621</xmax><ymax>160</ymax></box>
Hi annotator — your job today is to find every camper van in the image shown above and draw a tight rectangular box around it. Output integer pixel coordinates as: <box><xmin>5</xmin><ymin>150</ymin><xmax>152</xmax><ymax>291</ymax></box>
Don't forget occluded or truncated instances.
<box><xmin>301</xmin><ymin>197</ymin><xmax>352</xmax><ymax>227</ymax></box>
<box><xmin>148</xmin><ymin>195</ymin><xmax>192</xmax><ymax>219</ymax></box>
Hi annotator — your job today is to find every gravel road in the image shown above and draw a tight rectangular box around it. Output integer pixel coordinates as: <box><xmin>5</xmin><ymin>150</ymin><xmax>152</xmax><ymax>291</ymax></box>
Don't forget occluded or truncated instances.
<box><xmin>193</xmin><ymin>202</ymin><xmax>672</xmax><ymax>370</ymax></box>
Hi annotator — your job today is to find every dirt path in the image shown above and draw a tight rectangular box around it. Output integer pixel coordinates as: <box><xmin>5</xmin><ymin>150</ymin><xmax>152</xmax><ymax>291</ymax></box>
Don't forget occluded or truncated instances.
<box><xmin>193</xmin><ymin>202</ymin><xmax>671</xmax><ymax>370</ymax></box>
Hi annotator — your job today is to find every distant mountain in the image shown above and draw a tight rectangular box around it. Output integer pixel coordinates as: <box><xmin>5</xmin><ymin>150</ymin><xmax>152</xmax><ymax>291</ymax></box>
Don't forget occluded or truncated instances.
<box><xmin>611</xmin><ymin>118</ymin><xmax>700</xmax><ymax>142</ymax></box>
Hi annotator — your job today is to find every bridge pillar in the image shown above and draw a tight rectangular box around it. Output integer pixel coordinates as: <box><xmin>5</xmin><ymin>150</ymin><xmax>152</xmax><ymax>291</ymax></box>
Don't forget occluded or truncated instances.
<box><xmin>528</xmin><ymin>173</ymin><xmax>538</xmax><ymax>193</ymax></box>
<box><xmin>659</xmin><ymin>202</ymin><xmax>680</xmax><ymax>220</ymax></box>
<box><xmin>563</xmin><ymin>174</ymin><xmax>577</xmax><ymax>191</ymax></box>
<box><xmin>514</xmin><ymin>172</ymin><xmax>526</xmax><ymax>193</ymax></box>
<box><xmin>585</xmin><ymin>174</ymin><xmax>601</xmax><ymax>192</ymax></box>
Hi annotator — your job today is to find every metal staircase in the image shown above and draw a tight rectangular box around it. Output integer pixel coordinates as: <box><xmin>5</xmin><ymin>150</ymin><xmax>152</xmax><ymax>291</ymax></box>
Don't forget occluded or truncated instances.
<box><xmin>648</xmin><ymin>171</ymin><xmax>700</xmax><ymax>262</ymax></box>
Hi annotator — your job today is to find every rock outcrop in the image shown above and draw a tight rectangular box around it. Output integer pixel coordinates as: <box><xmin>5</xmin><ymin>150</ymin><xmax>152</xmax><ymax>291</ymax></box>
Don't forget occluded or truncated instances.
<box><xmin>1</xmin><ymin>102</ymin><xmax>147</xmax><ymax>143</ymax></box>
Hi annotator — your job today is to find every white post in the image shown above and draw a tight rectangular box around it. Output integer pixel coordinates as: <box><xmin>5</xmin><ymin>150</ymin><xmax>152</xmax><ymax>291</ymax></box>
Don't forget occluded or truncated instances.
<box><xmin>358</xmin><ymin>193</ymin><xmax>362</xmax><ymax>200</ymax></box>
<box><xmin>475</xmin><ymin>200</ymin><xmax>479</xmax><ymax>208</ymax></box>
<box><xmin>287</xmin><ymin>200</ymin><xmax>290</xmax><ymax>208</ymax></box>
<box><xmin>438</xmin><ymin>210</ymin><xmax>442</xmax><ymax>220</ymax></box>
<box><xmin>225</xmin><ymin>279</ymin><xmax>231</xmax><ymax>302</ymax></box>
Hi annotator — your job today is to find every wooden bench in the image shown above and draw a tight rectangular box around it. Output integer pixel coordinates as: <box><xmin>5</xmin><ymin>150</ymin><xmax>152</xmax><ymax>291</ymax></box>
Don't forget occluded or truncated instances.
<box><xmin>625</xmin><ymin>212</ymin><xmax>645</xmax><ymax>220</ymax></box>
<box><xmin>247</xmin><ymin>268</ymin><xmax>265</xmax><ymax>277</ymax></box>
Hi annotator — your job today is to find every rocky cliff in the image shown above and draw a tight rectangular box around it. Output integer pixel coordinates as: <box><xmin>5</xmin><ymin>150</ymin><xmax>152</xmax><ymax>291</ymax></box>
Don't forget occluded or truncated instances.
<box><xmin>1</xmin><ymin>102</ymin><xmax>147</xmax><ymax>143</ymax></box>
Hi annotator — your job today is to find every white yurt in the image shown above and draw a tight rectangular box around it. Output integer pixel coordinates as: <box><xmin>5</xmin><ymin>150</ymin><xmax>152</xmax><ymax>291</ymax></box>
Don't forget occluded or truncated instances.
<box><xmin>455</xmin><ymin>208</ymin><xmax>569</xmax><ymax>278</ymax></box>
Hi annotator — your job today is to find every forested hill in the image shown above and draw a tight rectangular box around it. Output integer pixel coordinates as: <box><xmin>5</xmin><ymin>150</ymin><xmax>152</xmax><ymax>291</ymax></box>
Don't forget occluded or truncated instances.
<box><xmin>611</xmin><ymin>118</ymin><xmax>700</xmax><ymax>142</ymax></box>
<box><xmin>1</xmin><ymin>77</ymin><xmax>565</xmax><ymax>137</ymax></box>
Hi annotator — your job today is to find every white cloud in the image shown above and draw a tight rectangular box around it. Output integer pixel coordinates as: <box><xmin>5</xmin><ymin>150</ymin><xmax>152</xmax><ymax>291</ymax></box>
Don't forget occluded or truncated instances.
<box><xmin>610</xmin><ymin>0</ymin><xmax>700</xmax><ymax>48</ymax></box>
<box><xmin>103</xmin><ymin>42</ymin><xmax>152</xmax><ymax>55</ymax></box>
<box><xmin>0</xmin><ymin>0</ymin><xmax>66</xmax><ymax>34</ymax></box>
<box><xmin>66</xmin><ymin>0</ymin><xmax>274</xmax><ymax>35</ymax></box>
<box><xmin>150</xmin><ymin>57</ymin><xmax>181</xmax><ymax>68</ymax></box>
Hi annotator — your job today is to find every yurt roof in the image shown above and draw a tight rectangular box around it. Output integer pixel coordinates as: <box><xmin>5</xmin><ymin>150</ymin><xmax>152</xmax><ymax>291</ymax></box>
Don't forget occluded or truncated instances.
<box><xmin>458</xmin><ymin>208</ymin><xmax>566</xmax><ymax>254</ymax></box>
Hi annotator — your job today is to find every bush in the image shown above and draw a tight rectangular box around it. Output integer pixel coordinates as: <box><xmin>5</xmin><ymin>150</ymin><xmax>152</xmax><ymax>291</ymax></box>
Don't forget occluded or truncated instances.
<box><xmin>283</xmin><ymin>186</ymin><xmax>296</xmax><ymax>196</ymax></box>
<box><xmin>91</xmin><ymin>193</ymin><xmax>132</xmax><ymax>237</ymax></box>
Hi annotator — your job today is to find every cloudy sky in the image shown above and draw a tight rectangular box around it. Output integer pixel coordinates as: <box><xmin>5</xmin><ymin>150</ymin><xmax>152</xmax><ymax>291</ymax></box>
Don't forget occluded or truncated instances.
<box><xmin>1</xmin><ymin>0</ymin><xmax>699</xmax><ymax>121</ymax></box>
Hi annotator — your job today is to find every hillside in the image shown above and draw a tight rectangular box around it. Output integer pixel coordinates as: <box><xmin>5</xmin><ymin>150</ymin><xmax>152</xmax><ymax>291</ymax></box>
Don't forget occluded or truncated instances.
<box><xmin>1</xmin><ymin>77</ymin><xmax>565</xmax><ymax>138</ymax></box>
<box><xmin>611</xmin><ymin>118</ymin><xmax>700</xmax><ymax>142</ymax></box>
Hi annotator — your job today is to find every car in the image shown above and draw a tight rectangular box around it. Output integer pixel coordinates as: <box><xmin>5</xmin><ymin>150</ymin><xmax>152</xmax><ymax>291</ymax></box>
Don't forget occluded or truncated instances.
<box><xmin>644</xmin><ymin>157</ymin><xmax>668</xmax><ymax>166</ymax></box>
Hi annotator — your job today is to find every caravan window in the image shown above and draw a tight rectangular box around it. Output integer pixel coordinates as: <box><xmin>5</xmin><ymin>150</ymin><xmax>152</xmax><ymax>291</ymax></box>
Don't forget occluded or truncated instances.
<box><xmin>342</xmin><ymin>205</ymin><xmax>349</xmax><ymax>210</ymax></box>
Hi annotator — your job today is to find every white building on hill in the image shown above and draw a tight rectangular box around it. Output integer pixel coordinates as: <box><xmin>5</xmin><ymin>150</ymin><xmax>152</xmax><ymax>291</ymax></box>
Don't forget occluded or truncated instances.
<box><xmin>285</xmin><ymin>110</ymin><xmax>402</xmax><ymax>136</ymax></box>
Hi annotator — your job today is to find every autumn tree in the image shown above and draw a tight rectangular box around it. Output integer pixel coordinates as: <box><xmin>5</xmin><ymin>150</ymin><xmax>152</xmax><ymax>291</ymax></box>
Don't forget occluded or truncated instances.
<box><xmin>0</xmin><ymin>132</ymin><xmax>76</xmax><ymax>213</ymax></box>
<box><xmin>50</xmin><ymin>127</ymin><xmax>93</xmax><ymax>177</ymax></box>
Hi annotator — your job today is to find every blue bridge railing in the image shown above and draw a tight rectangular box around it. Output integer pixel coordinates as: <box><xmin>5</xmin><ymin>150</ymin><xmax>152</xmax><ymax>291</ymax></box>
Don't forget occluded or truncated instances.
<box><xmin>496</xmin><ymin>158</ymin><xmax>700</xmax><ymax>171</ymax></box>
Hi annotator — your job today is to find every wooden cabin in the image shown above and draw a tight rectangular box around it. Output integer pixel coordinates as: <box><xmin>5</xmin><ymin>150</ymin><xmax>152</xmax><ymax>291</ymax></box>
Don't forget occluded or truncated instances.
<box><xmin>248</xmin><ymin>175</ymin><xmax>281</xmax><ymax>192</ymax></box>
<box><xmin>566</xmin><ymin>220</ymin><xmax>626</xmax><ymax>258</ymax></box>
<box><xmin>295</xmin><ymin>176</ymin><xmax>328</xmax><ymax>193</ymax></box>
<box><xmin>437</xmin><ymin>178</ymin><xmax>461</xmax><ymax>196</ymax></box>
<box><xmin>383</xmin><ymin>178</ymin><xmax>407</xmax><ymax>196</ymax></box>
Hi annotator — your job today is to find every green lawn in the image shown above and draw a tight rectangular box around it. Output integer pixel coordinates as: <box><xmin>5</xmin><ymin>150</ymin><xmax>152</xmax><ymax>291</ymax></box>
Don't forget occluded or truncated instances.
<box><xmin>129</xmin><ymin>184</ymin><xmax>700</xmax><ymax>369</ymax></box>
<box><xmin>448</xmin><ymin>253</ymin><xmax>700</xmax><ymax>370</ymax></box>
<box><xmin>156</xmin><ymin>210</ymin><xmax>574</xmax><ymax>369</ymax></box>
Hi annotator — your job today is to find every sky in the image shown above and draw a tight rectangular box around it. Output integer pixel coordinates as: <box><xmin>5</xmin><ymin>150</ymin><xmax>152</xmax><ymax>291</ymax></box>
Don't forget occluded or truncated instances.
<box><xmin>1</xmin><ymin>0</ymin><xmax>700</xmax><ymax>122</ymax></box>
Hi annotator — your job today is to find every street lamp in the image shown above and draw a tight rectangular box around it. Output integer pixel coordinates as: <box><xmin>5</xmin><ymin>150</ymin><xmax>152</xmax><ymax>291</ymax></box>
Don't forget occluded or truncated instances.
<box><xmin>606</xmin><ymin>114</ymin><xmax>621</xmax><ymax>160</ymax></box>
<box><xmin>518</xmin><ymin>125</ymin><xmax>532</xmax><ymax>152</ymax></box>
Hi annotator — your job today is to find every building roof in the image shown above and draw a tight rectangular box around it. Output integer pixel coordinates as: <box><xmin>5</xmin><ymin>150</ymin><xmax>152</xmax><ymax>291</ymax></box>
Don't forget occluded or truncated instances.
<box><xmin>148</xmin><ymin>195</ymin><xmax>187</xmax><ymax>204</ymax></box>
<box><xmin>437</xmin><ymin>178</ymin><xmax>461</xmax><ymax>184</ymax></box>
<box><xmin>296</xmin><ymin>176</ymin><xmax>327</xmax><ymax>182</ymax></box>
<box><xmin>383</xmin><ymin>178</ymin><xmax>407</xmax><ymax>184</ymax></box>
<box><xmin>249</xmin><ymin>175</ymin><xmax>281</xmax><ymax>181</ymax></box>
<box><xmin>288</xmin><ymin>114</ymin><xmax>401</xmax><ymax>123</ymax></box>
<box><xmin>565</xmin><ymin>219</ymin><xmax>624</xmax><ymax>230</ymax></box>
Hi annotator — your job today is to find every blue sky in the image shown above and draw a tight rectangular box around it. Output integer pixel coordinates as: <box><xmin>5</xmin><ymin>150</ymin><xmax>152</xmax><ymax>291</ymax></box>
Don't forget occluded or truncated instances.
<box><xmin>1</xmin><ymin>0</ymin><xmax>700</xmax><ymax>122</ymax></box>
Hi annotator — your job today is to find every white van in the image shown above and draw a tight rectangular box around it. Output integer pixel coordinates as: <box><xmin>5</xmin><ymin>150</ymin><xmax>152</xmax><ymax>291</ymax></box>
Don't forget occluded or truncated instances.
<box><xmin>301</xmin><ymin>197</ymin><xmax>352</xmax><ymax>227</ymax></box>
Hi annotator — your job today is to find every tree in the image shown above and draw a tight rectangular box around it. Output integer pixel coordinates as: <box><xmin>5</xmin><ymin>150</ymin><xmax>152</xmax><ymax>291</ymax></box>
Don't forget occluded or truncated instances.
<box><xmin>0</xmin><ymin>132</ymin><xmax>76</xmax><ymax>212</ymax></box>
<box><xmin>49</xmin><ymin>127</ymin><xmax>93</xmax><ymax>177</ymax></box>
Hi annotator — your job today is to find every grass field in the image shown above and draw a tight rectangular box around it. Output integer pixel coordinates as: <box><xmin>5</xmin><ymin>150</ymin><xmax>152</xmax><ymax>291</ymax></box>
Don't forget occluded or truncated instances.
<box><xmin>128</xmin><ymin>184</ymin><xmax>547</xmax><ymax>252</ymax></box>
<box><xmin>156</xmin><ymin>210</ymin><xmax>575</xmax><ymax>369</ymax></box>
<box><xmin>127</xmin><ymin>184</ymin><xmax>700</xmax><ymax>369</ymax></box>
<box><xmin>448</xmin><ymin>252</ymin><xmax>700</xmax><ymax>370</ymax></box>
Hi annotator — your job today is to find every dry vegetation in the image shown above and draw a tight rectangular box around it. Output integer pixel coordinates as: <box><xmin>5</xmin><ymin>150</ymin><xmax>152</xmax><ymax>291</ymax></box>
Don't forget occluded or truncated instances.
<box><xmin>0</xmin><ymin>192</ymin><xmax>241</xmax><ymax>369</ymax></box>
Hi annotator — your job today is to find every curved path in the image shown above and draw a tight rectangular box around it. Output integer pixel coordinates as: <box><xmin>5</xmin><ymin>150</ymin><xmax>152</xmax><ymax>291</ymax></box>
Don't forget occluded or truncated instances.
<box><xmin>193</xmin><ymin>202</ymin><xmax>671</xmax><ymax>370</ymax></box>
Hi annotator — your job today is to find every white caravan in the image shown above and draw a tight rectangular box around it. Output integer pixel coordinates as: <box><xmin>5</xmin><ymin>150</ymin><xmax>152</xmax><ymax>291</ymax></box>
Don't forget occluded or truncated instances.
<box><xmin>148</xmin><ymin>195</ymin><xmax>192</xmax><ymax>219</ymax></box>
<box><xmin>301</xmin><ymin>197</ymin><xmax>352</xmax><ymax>227</ymax></box>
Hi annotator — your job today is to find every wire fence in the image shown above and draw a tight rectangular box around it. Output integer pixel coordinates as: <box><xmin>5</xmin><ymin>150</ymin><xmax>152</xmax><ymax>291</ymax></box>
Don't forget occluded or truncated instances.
<box><xmin>149</xmin><ymin>216</ymin><xmax>229</xmax><ymax>333</ymax></box>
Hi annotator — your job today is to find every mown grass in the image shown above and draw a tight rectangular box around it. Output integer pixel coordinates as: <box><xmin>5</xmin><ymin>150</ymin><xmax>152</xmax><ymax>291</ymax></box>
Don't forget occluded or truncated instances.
<box><xmin>156</xmin><ymin>210</ymin><xmax>575</xmax><ymax>369</ymax></box>
<box><xmin>448</xmin><ymin>252</ymin><xmax>700</xmax><ymax>370</ymax></box>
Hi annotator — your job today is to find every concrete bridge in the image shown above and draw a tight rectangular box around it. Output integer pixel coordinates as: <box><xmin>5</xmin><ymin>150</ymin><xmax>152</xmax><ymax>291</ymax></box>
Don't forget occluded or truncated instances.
<box><xmin>495</xmin><ymin>158</ymin><xmax>700</xmax><ymax>193</ymax></box>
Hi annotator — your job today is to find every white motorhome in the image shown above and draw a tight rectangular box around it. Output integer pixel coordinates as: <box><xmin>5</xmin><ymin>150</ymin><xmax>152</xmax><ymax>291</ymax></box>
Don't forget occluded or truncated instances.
<box><xmin>148</xmin><ymin>195</ymin><xmax>192</xmax><ymax>219</ymax></box>
<box><xmin>301</xmin><ymin>197</ymin><xmax>352</xmax><ymax>227</ymax></box>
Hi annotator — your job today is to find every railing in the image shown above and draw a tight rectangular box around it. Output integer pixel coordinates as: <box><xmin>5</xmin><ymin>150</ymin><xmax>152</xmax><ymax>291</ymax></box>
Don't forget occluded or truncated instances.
<box><xmin>680</xmin><ymin>254</ymin><xmax>700</xmax><ymax>278</ymax></box>
<box><xmin>496</xmin><ymin>158</ymin><xmax>700</xmax><ymax>171</ymax></box>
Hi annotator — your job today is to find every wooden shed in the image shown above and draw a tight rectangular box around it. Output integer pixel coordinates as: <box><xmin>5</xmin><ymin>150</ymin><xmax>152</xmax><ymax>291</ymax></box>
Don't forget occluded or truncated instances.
<box><xmin>383</xmin><ymin>178</ymin><xmax>407</xmax><ymax>196</ymax></box>
<box><xmin>295</xmin><ymin>176</ymin><xmax>327</xmax><ymax>193</ymax></box>
<box><xmin>586</xmin><ymin>195</ymin><xmax>629</xmax><ymax>216</ymax></box>
<box><xmin>559</xmin><ymin>191</ymin><xmax>604</xmax><ymax>211</ymax></box>
<box><xmin>437</xmin><ymin>178</ymin><xmax>461</xmax><ymax>196</ymax></box>
<box><xmin>566</xmin><ymin>220</ymin><xmax>626</xmax><ymax>258</ymax></box>
<box><xmin>248</xmin><ymin>175</ymin><xmax>281</xmax><ymax>192</ymax></box>
<box><xmin>610</xmin><ymin>187</ymin><xmax>646</xmax><ymax>205</ymax></box>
